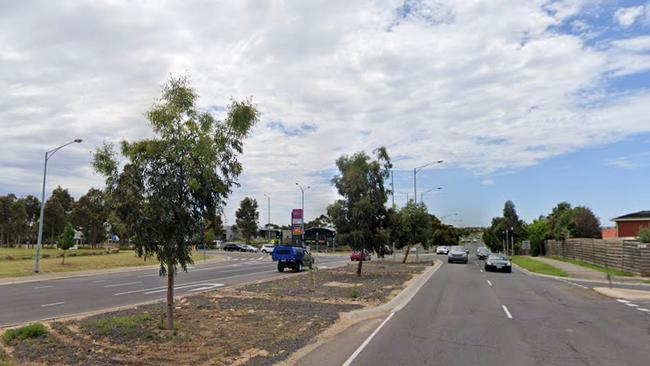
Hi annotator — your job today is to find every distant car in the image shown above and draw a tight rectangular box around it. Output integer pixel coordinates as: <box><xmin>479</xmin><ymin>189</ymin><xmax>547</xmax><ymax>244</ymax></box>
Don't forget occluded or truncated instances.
<box><xmin>410</xmin><ymin>247</ymin><xmax>417</xmax><ymax>253</ymax></box>
<box><xmin>241</xmin><ymin>244</ymin><xmax>259</xmax><ymax>252</ymax></box>
<box><xmin>351</xmin><ymin>250</ymin><xmax>371</xmax><ymax>261</ymax></box>
<box><xmin>261</xmin><ymin>244</ymin><xmax>275</xmax><ymax>254</ymax></box>
<box><xmin>448</xmin><ymin>246</ymin><xmax>468</xmax><ymax>264</ymax></box>
<box><xmin>214</xmin><ymin>240</ymin><xmax>224</xmax><ymax>249</ymax></box>
<box><xmin>476</xmin><ymin>247</ymin><xmax>490</xmax><ymax>260</ymax></box>
<box><xmin>436</xmin><ymin>246</ymin><xmax>449</xmax><ymax>255</ymax></box>
<box><xmin>223</xmin><ymin>243</ymin><xmax>246</xmax><ymax>252</ymax></box>
<box><xmin>378</xmin><ymin>245</ymin><xmax>393</xmax><ymax>257</ymax></box>
<box><xmin>484</xmin><ymin>254</ymin><xmax>512</xmax><ymax>273</ymax></box>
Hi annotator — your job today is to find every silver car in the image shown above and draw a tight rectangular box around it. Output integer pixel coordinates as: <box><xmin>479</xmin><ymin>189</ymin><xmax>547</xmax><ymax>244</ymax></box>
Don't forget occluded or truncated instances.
<box><xmin>447</xmin><ymin>246</ymin><xmax>468</xmax><ymax>264</ymax></box>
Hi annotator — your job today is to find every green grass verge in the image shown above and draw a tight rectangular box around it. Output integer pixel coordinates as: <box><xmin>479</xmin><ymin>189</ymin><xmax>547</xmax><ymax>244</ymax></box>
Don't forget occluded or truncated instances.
<box><xmin>0</xmin><ymin>250</ymin><xmax>212</xmax><ymax>278</ymax></box>
<box><xmin>512</xmin><ymin>256</ymin><xmax>568</xmax><ymax>277</ymax></box>
<box><xmin>0</xmin><ymin>248</ymin><xmax>110</xmax><ymax>261</ymax></box>
<box><xmin>549</xmin><ymin>256</ymin><xmax>634</xmax><ymax>277</ymax></box>
<box><xmin>2</xmin><ymin>323</ymin><xmax>47</xmax><ymax>345</ymax></box>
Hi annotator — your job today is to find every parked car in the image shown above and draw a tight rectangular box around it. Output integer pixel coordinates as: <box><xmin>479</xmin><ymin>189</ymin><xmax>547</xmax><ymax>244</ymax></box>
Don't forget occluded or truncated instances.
<box><xmin>476</xmin><ymin>247</ymin><xmax>490</xmax><ymax>260</ymax></box>
<box><xmin>484</xmin><ymin>254</ymin><xmax>512</xmax><ymax>273</ymax></box>
<box><xmin>350</xmin><ymin>250</ymin><xmax>371</xmax><ymax>261</ymax></box>
<box><xmin>223</xmin><ymin>243</ymin><xmax>246</xmax><ymax>252</ymax></box>
<box><xmin>213</xmin><ymin>240</ymin><xmax>224</xmax><ymax>249</ymax></box>
<box><xmin>261</xmin><ymin>244</ymin><xmax>275</xmax><ymax>254</ymax></box>
<box><xmin>448</xmin><ymin>246</ymin><xmax>468</xmax><ymax>264</ymax></box>
<box><xmin>378</xmin><ymin>245</ymin><xmax>393</xmax><ymax>257</ymax></box>
<box><xmin>436</xmin><ymin>246</ymin><xmax>450</xmax><ymax>255</ymax></box>
<box><xmin>241</xmin><ymin>244</ymin><xmax>259</xmax><ymax>252</ymax></box>
<box><xmin>272</xmin><ymin>245</ymin><xmax>307</xmax><ymax>272</ymax></box>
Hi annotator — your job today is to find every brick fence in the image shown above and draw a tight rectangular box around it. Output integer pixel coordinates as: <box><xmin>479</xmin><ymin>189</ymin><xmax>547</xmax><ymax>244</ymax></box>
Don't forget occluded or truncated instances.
<box><xmin>545</xmin><ymin>238</ymin><xmax>650</xmax><ymax>276</ymax></box>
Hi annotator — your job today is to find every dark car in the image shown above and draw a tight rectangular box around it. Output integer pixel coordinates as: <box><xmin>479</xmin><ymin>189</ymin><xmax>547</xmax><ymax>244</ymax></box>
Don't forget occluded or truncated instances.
<box><xmin>223</xmin><ymin>243</ymin><xmax>245</xmax><ymax>252</ymax></box>
<box><xmin>379</xmin><ymin>245</ymin><xmax>393</xmax><ymax>257</ymax></box>
<box><xmin>476</xmin><ymin>247</ymin><xmax>491</xmax><ymax>260</ymax></box>
<box><xmin>484</xmin><ymin>253</ymin><xmax>512</xmax><ymax>273</ymax></box>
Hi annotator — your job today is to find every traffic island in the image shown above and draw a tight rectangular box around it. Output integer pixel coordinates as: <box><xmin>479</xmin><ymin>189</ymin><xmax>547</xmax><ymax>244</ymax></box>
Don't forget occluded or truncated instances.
<box><xmin>0</xmin><ymin>261</ymin><xmax>432</xmax><ymax>366</ymax></box>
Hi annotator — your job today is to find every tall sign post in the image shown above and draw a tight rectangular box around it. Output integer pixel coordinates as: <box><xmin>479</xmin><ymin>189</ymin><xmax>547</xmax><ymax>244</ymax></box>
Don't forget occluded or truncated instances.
<box><xmin>291</xmin><ymin>209</ymin><xmax>303</xmax><ymax>246</ymax></box>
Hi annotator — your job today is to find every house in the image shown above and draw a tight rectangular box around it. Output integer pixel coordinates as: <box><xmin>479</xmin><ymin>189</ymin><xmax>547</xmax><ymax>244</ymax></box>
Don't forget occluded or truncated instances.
<box><xmin>611</xmin><ymin>211</ymin><xmax>650</xmax><ymax>238</ymax></box>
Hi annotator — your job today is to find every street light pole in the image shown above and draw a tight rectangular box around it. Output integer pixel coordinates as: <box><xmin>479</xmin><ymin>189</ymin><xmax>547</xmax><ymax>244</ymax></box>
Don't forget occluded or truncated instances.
<box><xmin>34</xmin><ymin>139</ymin><xmax>82</xmax><ymax>273</ymax></box>
<box><xmin>295</xmin><ymin>183</ymin><xmax>310</xmax><ymax>246</ymax></box>
<box><xmin>263</xmin><ymin>194</ymin><xmax>271</xmax><ymax>242</ymax></box>
<box><xmin>413</xmin><ymin>160</ymin><xmax>443</xmax><ymax>204</ymax></box>
<box><xmin>420</xmin><ymin>187</ymin><xmax>443</xmax><ymax>203</ymax></box>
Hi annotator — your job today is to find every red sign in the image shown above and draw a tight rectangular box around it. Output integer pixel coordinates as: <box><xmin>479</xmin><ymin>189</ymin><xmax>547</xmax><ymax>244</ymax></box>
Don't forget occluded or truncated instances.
<box><xmin>291</xmin><ymin>209</ymin><xmax>303</xmax><ymax>235</ymax></box>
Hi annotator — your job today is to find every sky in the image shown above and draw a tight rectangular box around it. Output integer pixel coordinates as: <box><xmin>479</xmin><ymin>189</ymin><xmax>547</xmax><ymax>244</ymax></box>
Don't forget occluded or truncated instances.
<box><xmin>1</xmin><ymin>0</ymin><xmax>650</xmax><ymax>228</ymax></box>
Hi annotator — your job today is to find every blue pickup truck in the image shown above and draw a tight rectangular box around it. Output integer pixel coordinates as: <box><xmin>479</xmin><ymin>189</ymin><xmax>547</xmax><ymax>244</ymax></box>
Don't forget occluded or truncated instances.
<box><xmin>271</xmin><ymin>245</ymin><xmax>313</xmax><ymax>272</ymax></box>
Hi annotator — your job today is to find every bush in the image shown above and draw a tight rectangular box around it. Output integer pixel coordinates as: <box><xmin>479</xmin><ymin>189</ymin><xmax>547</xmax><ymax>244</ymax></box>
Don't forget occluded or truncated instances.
<box><xmin>2</xmin><ymin>323</ymin><xmax>48</xmax><ymax>345</ymax></box>
<box><xmin>639</xmin><ymin>228</ymin><xmax>650</xmax><ymax>243</ymax></box>
<box><xmin>85</xmin><ymin>313</ymin><xmax>151</xmax><ymax>336</ymax></box>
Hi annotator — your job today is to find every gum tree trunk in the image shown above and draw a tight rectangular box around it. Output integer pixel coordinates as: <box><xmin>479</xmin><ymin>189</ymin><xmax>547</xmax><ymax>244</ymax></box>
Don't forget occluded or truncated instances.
<box><xmin>166</xmin><ymin>261</ymin><xmax>174</xmax><ymax>330</ymax></box>
<box><xmin>402</xmin><ymin>244</ymin><xmax>411</xmax><ymax>263</ymax></box>
<box><xmin>356</xmin><ymin>259</ymin><xmax>363</xmax><ymax>276</ymax></box>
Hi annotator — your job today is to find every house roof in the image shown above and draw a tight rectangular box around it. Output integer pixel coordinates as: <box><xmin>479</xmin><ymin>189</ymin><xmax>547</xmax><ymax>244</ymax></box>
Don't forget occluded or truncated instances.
<box><xmin>612</xmin><ymin>211</ymin><xmax>650</xmax><ymax>221</ymax></box>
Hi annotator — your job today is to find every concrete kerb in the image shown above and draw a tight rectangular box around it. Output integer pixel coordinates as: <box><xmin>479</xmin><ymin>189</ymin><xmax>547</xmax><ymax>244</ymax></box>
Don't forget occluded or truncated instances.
<box><xmin>592</xmin><ymin>287</ymin><xmax>650</xmax><ymax>301</ymax></box>
<box><xmin>512</xmin><ymin>262</ymin><xmax>650</xmax><ymax>287</ymax></box>
<box><xmin>0</xmin><ymin>254</ymin><xmax>229</xmax><ymax>287</ymax></box>
<box><xmin>342</xmin><ymin>259</ymin><xmax>442</xmax><ymax>321</ymax></box>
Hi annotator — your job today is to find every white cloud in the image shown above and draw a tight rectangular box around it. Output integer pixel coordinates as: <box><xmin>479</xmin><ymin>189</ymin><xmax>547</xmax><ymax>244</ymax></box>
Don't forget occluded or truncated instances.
<box><xmin>614</xmin><ymin>5</ymin><xmax>645</xmax><ymax>28</ymax></box>
<box><xmin>1</xmin><ymin>0</ymin><xmax>650</xmax><ymax>225</ymax></box>
<box><xmin>481</xmin><ymin>179</ymin><xmax>495</xmax><ymax>186</ymax></box>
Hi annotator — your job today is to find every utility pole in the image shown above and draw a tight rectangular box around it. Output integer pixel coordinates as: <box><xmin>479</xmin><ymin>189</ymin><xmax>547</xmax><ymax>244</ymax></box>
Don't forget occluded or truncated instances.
<box><xmin>263</xmin><ymin>194</ymin><xmax>271</xmax><ymax>242</ymax></box>
<box><xmin>34</xmin><ymin>139</ymin><xmax>82</xmax><ymax>273</ymax></box>
<box><xmin>391</xmin><ymin>170</ymin><xmax>395</xmax><ymax>208</ymax></box>
<box><xmin>413</xmin><ymin>160</ymin><xmax>444</xmax><ymax>204</ymax></box>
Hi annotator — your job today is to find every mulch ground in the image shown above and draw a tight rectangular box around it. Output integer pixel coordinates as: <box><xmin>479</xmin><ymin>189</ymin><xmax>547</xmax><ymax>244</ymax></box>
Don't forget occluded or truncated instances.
<box><xmin>0</xmin><ymin>260</ymin><xmax>430</xmax><ymax>366</ymax></box>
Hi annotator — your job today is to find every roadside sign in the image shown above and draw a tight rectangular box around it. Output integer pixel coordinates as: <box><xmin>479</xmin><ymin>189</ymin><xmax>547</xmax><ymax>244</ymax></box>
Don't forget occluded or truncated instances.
<box><xmin>522</xmin><ymin>240</ymin><xmax>531</xmax><ymax>250</ymax></box>
<box><xmin>291</xmin><ymin>209</ymin><xmax>303</xmax><ymax>236</ymax></box>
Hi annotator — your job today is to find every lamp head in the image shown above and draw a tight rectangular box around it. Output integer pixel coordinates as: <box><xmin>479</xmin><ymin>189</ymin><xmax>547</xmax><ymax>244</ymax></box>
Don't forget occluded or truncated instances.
<box><xmin>74</xmin><ymin>139</ymin><xmax>82</xmax><ymax>143</ymax></box>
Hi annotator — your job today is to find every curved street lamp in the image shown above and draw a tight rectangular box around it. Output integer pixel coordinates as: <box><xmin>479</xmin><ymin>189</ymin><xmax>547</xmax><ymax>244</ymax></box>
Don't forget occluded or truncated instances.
<box><xmin>34</xmin><ymin>139</ymin><xmax>83</xmax><ymax>273</ymax></box>
<box><xmin>413</xmin><ymin>160</ymin><xmax>443</xmax><ymax>204</ymax></box>
<box><xmin>420</xmin><ymin>187</ymin><xmax>443</xmax><ymax>203</ymax></box>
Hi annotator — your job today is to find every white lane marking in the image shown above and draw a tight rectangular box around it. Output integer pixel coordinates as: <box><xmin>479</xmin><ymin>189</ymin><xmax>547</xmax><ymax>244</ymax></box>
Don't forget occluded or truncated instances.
<box><xmin>103</xmin><ymin>281</ymin><xmax>142</xmax><ymax>288</ymax></box>
<box><xmin>34</xmin><ymin>285</ymin><xmax>53</xmax><ymax>289</ymax></box>
<box><xmin>114</xmin><ymin>270</ymin><xmax>277</xmax><ymax>296</ymax></box>
<box><xmin>342</xmin><ymin>312</ymin><xmax>395</xmax><ymax>366</ymax></box>
<box><xmin>626</xmin><ymin>303</ymin><xmax>639</xmax><ymax>308</ymax></box>
<box><xmin>502</xmin><ymin>305</ymin><xmax>513</xmax><ymax>319</ymax></box>
<box><xmin>637</xmin><ymin>308</ymin><xmax>649</xmax><ymax>312</ymax></box>
<box><xmin>480</xmin><ymin>269</ymin><xmax>483</xmax><ymax>273</ymax></box>
<box><xmin>617</xmin><ymin>299</ymin><xmax>630</xmax><ymax>304</ymax></box>
<box><xmin>187</xmin><ymin>283</ymin><xmax>224</xmax><ymax>292</ymax></box>
<box><xmin>40</xmin><ymin>302</ymin><xmax>64</xmax><ymax>308</ymax></box>
<box><xmin>486</xmin><ymin>280</ymin><xmax>493</xmax><ymax>287</ymax></box>
<box><xmin>137</xmin><ymin>274</ymin><xmax>160</xmax><ymax>278</ymax></box>
<box><xmin>92</xmin><ymin>279</ymin><xmax>107</xmax><ymax>283</ymax></box>
<box><xmin>144</xmin><ymin>283</ymin><xmax>211</xmax><ymax>294</ymax></box>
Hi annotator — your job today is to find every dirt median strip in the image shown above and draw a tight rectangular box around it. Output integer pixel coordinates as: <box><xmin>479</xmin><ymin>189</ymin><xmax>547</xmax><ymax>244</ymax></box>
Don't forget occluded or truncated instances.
<box><xmin>0</xmin><ymin>260</ymin><xmax>433</xmax><ymax>366</ymax></box>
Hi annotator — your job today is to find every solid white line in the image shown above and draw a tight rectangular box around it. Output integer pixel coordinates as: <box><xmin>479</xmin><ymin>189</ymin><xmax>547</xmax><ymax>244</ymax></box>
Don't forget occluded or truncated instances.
<box><xmin>341</xmin><ymin>312</ymin><xmax>395</xmax><ymax>366</ymax></box>
<box><xmin>34</xmin><ymin>285</ymin><xmax>53</xmax><ymax>289</ymax></box>
<box><xmin>486</xmin><ymin>280</ymin><xmax>492</xmax><ymax>287</ymax></box>
<box><xmin>501</xmin><ymin>305</ymin><xmax>513</xmax><ymax>319</ymax></box>
<box><xmin>637</xmin><ymin>308</ymin><xmax>650</xmax><ymax>312</ymax></box>
<box><xmin>626</xmin><ymin>303</ymin><xmax>639</xmax><ymax>308</ymax></box>
<box><xmin>617</xmin><ymin>299</ymin><xmax>630</xmax><ymax>304</ymax></box>
<box><xmin>103</xmin><ymin>281</ymin><xmax>142</xmax><ymax>288</ymax></box>
<box><xmin>40</xmin><ymin>302</ymin><xmax>64</xmax><ymax>307</ymax></box>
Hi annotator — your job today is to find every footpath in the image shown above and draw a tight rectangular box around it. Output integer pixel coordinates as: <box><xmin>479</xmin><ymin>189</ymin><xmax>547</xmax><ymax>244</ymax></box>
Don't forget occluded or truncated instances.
<box><xmin>533</xmin><ymin>257</ymin><xmax>607</xmax><ymax>281</ymax></box>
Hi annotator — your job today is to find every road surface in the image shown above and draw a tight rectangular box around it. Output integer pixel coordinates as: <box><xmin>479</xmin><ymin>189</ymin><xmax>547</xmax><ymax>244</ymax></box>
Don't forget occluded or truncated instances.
<box><xmin>0</xmin><ymin>251</ymin><xmax>347</xmax><ymax>327</ymax></box>
<box><xmin>341</xmin><ymin>253</ymin><xmax>650</xmax><ymax>366</ymax></box>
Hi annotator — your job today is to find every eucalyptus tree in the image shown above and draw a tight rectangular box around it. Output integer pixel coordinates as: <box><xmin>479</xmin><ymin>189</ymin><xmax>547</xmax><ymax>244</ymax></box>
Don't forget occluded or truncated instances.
<box><xmin>94</xmin><ymin>76</ymin><xmax>258</xmax><ymax>330</ymax></box>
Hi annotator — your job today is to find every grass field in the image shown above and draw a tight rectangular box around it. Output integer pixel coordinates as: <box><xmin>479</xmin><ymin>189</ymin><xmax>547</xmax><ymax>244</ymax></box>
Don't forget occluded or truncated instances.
<box><xmin>549</xmin><ymin>256</ymin><xmax>634</xmax><ymax>277</ymax></box>
<box><xmin>512</xmin><ymin>256</ymin><xmax>568</xmax><ymax>277</ymax></box>
<box><xmin>0</xmin><ymin>248</ymin><xmax>107</xmax><ymax>260</ymax></box>
<box><xmin>0</xmin><ymin>250</ymin><xmax>214</xmax><ymax>278</ymax></box>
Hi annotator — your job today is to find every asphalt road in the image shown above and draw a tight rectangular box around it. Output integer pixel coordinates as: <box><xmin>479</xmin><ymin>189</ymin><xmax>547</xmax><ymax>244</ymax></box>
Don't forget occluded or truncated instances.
<box><xmin>345</xmin><ymin>253</ymin><xmax>650</xmax><ymax>366</ymax></box>
<box><xmin>0</xmin><ymin>252</ymin><xmax>347</xmax><ymax>327</ymax></box>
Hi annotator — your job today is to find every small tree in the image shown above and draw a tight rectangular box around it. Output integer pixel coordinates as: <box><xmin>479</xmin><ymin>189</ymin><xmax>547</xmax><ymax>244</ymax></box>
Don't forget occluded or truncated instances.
<box><xmin>93</xmin><ymin>76</ymin><xmax>258</xmax><ymax>330</ymax></box>
<box><xmin>638</xmin><ymin>227</ymin><xmax>650</xmax><ymax>243</ymax></box>
<box><xmin>394</xmin><ymin>201</ymin><xmax>432</xmax><ymax>263</ymax></box>
<box><xmin>327</xmin><ymin>147</ymin><xmax>391</xmax><ymax>276</ymax></box>
<box><xmin>58</xmin><ymin>223</ymin><xmax>75</xmax><ymax>264</ymax></box>
<box><xmin>235</xmin><ymin>197</ymin><xmax>259</xmax><ymax>243</ymax></box>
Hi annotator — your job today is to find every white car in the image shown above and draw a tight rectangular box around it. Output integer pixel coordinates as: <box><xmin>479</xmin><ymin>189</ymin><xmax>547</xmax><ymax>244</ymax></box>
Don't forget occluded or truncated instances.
<box><xmin>242</xmin><ymin>244</ymin><xmax>259</xmax><ymax>252</ymax></box>
<box><xmin>261</xmin><ymin>244</ymin><xmax>275</xmax><ymax>254</ymax></box>
<box><xmin>436</xmin><ymin>246</ymin><xmax>450</xmax><ymax>255</ymax></box>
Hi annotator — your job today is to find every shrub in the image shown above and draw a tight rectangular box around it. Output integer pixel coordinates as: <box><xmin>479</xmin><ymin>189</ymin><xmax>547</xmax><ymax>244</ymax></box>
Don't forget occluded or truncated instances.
<box><xmin>349</xmin><ymin>286</ymin><xmax>360</xmax><ymax>299</ymax></box>
<box><xmin>639</xmin><ymin>228</ymin><xmax>650</xmax><ymax>243</ymax></box>
<box><xmin>85</xmin><ymin>313</ymin><xmax>151</xmax><ymax>336</ymax></box>
<box><xmin>2</xmin><ymin>323</ymin><xmax>48</xmax><ymax>345</ymax></box>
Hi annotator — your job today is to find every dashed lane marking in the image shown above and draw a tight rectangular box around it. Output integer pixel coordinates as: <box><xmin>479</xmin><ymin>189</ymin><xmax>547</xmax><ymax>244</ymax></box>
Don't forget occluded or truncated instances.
<box><xmin>40</xmin><ymin>302</ymin><xmax>64</xmax><ymax>308</ymax></box>
<box><xmin>501</xmin><ymin>305</ymin><xmax>513</xmax><ymax>319</ymax></box>
<box><xmin>487</xmin><ymin>280</ymin><xmax>492</xmax><ymax>287</ymax></box>
<box><xmin>617</xmin><ymin>299</ymin><xmax>631</xmax><ymax>304</ymax></box>
<box><xmin>103</xmin><ymin>281</ymin><xmax>143</xmax><ymax>288</ymax></box>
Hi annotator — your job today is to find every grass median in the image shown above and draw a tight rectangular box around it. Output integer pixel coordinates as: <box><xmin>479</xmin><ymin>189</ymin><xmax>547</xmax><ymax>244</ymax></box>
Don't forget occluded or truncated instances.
<box><xmin>0</xmin><ymin>250</ymin><xmax>214</xmax><ymax>279</ymax></box>
<box><xmin>548</xmin><ymin>256</ymin><xmax>634</xmax><ymax>277</ymax></box>
<box><xmin>512</xmin><ymin>256</ymin><xmax>568</xmax><ymax>277</ymax></box>
<box><xmin>0</xmin><ymin>248</ymin><xmax>108</xmax><ymax>261</ymax></box>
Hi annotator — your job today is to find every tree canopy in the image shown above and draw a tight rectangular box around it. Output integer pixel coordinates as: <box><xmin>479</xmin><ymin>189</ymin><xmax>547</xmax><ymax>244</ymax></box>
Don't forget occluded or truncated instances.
<box><xmin>93</xmin><ymin>75</ymin><xmax>258</xmax><ymax>330</ymax></box>
<box><xmin>235</xmin><ymin>197</ymin><xmax>259</xmax><ymax>243</ymax></box>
